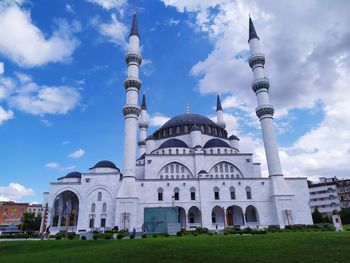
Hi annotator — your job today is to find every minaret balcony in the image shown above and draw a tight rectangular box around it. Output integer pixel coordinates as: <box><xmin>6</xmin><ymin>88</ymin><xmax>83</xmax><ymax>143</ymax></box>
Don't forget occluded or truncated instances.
<box><xmin>124</xmin><ymin>77</ymin><xmax>142</xmax><ymax>90</ymax></box>
<box><xmin>255</xmin><ymin>104</ymin><xmax>274</xmax><ymax>119</ymax></box>
<box><xmin>252</xmin><ymin>78</ymin><xmax>269</xmax><ymax>93</ymax></box>
<box><xmin>122</xmin><ymin>104</ymin><xmax>141</xmax><ymax>117</ymax></box>
<box><xmin>249</xmin><ymin>53</ymin><xmax>265</xmax><ymax>69</ymax></box>
<box><xmin>139</xmin><ymin>122</ymin><xmax>148</xmax><ymax>129</ymax></box>
<box><xmin>126</xmin><ymin>52</ymin><xmax>142</xmax><ymax>65</ymax></box>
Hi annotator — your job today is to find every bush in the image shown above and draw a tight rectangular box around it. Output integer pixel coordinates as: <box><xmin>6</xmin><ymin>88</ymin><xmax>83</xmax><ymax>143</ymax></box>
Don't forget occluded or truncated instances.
<box><xmin>92</xmin><ymin>230</ymin><xmax>99</xmax><ymax>234</ymax></box>
<box><xmin>196</xmin><ymin>227</ymin><xmax>209</xmax><ymax>234</ymax></box>
<box><xmin>268</xmin><ymin>225</ymin><xmax>280</xmax><ymax>231</ymax></box>
<box><xmin>142</xmin><ymin>234</ymin><xmax>147</xmax><ymax>238</ymax></box>
<box><xmin>81</xmin><ymin>236</ymin><xmax>86</xmax><ymax>240</ymax></box>
<box><xmin>176</xmin><ymin>231</ymin><xmax>182</xmax><ymax>237</ymax></box>
<box><xmin>152</xmin><ymin>234</ymin><xmax>157</xmax><ymax>238</ymax></box>
<box><xmin>208</xmin><ymin>232</ymin><xmax>213</xmax><ymax>236</ymax></box>
<box><xmin>68</xmin><ymin>233</ymin><xmax>75</xmax><ymax>240</ymax></box>
<box><xmin>55</xmin><ymin>235</ymin><xmax>62</xmax><ymax>240</ymax></box>
<box><xmin>93</xmin><ymin>234</ymin><xmax>98</xmax><ymax>240</ymax></box>
<box><xmin>117</xmin><ymin>234</ymin><xmax>124</xmax><ymax>239</ymax></box>
<box><xmin>193</xmin><ymin>233</ymin><xmax>198</xmax><ymax>236</ymax></box>
<box><xmin>129</xmin><ymin>234</ymin><xmax>135</xmax><ymax>239</ymax></box>
<box><xmin>104</xmin><ymin>234</ymin><xmax>112</xmax><ymax>240</ymax></box>
<box><xmin>165</xmin><ymin>233</ymin><xmax>169</xmax><ymax>237</ymax></box>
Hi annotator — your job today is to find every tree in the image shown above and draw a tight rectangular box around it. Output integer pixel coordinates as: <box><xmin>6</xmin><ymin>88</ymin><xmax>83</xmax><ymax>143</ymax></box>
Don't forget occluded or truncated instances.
<box><xmin>312</xmin><ymin>208</ymin><xmax>323</xmax><ymax>224</ymax></box>
<box><xmin>340</xmin><ymin>208</ymin><xmax>350</xmax><ymax>225</ymax></box>
<box><xmin>22</xmin><ymin>212</ymin><xmax>42</xmax><ymax>232</ymax></box>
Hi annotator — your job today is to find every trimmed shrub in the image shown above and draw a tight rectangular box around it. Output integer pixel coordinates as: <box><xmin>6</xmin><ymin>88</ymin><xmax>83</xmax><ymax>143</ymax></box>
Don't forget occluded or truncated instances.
<box><xmin>104</xmin><ymin>234</ymin><xmax>112</xmax><ymax>240</ymax></box>
<box><xmin>142</xmin><ymin>234</ymin><xmax>147</xmax><ymax>238</ymax></box>
<box><xmin>68</xmin><ymin>233</ymin><xmax>75</xmax><ymax>240</ymax></box>
<box><xmin>93</xmin><ymin>234</ymin><xmax>98</xmax><ymax>240</ymax></box>
<box><xmin>165</xmin><ymin>233</ymin><xmax>169</xmax><ymax>237</ymax></box>
<box><xmin>208</xmin><ymin>232</ymin><xmax>213</xmax><ymax>236</ymax></box>
<box><xmin>176</xmin><ymin>231</ymin><xmax>182</xmax><ymax>237</ymax></box>
<box><xmin>117</xmin><ymin>234</ymin><xmax>124</xmax><ymax>239</ymax></box>
<box><xmin>55</xmin><ymin>235</ymin><xmax>62</xmax><ymax>240</ymax></box>
<box><xmin>129</xmin><ymin>234</ymin><xmax>135</xmax><ymax>239</ymax></box>
<box><xmin>81</xmin><ymin>236</ymin><xmax>86</xmax><ymax>240</ymax></box>
<box><xmin>152</xmin><ymin>234</ymin><xmax>157</xmax><ymax>238</ymax></box>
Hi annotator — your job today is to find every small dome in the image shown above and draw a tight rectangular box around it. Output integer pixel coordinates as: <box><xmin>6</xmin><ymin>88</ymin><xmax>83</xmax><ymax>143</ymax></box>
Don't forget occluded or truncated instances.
<box><xmin>158</xmin><ymin>139</ymin><xmax>189</xmax><ymax>149</ymax></box>
<box><xmin>203</xmin><ymin>138</ymin><xmax>231</xmax><ymax>148</ymax></box>
<box><xmin>65</xmin><ymin>171</ymin><xmax>82</xmax><ymax>178</ymax></box>
<box><xmin>229</xmin><ymin>135</ymin><xmax>240</xmax><ymax>141</ymax></box>
<box><xmin>198</xmin><ymin>170</ymin><xmax>208</xmax><ymax>174</ymax></box>
<box><xmin>195</xmin><ymin>145</ymin><xmax>202</xmax><ymax>148</ymax></box>
<box><xmin>90</xmin><ymin>160</ymin><xmax>119</xmax><ymax>170</ymax></box>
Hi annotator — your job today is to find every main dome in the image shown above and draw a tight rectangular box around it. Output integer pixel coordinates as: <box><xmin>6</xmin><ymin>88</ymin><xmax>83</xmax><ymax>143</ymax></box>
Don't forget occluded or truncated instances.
<box><xmin>161</xmin><ymin>114</ymin><xmax>218</xmax><ymax>129</ymax></box>
<box><xmin>151</xmin><ymin>113</ymin><xmax>228</xmax><ymax>140</ymax></box>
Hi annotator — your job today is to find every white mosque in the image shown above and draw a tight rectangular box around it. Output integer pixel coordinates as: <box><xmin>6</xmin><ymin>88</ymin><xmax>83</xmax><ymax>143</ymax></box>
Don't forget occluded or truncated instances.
<box><xmin>40</xmin><ymin>14</ymin><xmax>313</xmax><ymax>234</ymax></box>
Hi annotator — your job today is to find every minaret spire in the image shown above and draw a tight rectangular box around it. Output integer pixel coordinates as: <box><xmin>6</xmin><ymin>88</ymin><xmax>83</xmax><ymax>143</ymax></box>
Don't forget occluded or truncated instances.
<box><xmin>248</xmin><ymin>15</ymin><xmax>259</xmax><ymax>42</ymax></box>
<box><xmin>138</xmin><ymin>93</ymin><xmax>148</xmax><ymax>157</ymax></box>
<box><xmin>129</xmin><ymin>13</ymin><xmax>139</xmax><ymax>38</ymax></box>
<box><xmin>216</xmin><ymin>94</ymin><xmax>225</xmax><ymax>128</ymax></box>
<box><xmin>248</xmin><ymin>15</ymin><xmax>293</xmax><ymax>229</ymax></box>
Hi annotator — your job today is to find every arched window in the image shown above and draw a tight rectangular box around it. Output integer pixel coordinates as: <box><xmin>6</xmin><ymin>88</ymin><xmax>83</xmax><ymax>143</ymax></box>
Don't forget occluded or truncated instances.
<box><xmin>230</xmin><ymin>186</ymin><xmax>236</xmax><ymax>200</ymax></box>
<box><xmin>176</xmin><ymin>164</ymin><xmax>179</xmax><ymax>173</ymax></box>
<box><xmin>219</xmin><ymin>164</ymin><xmax>223</xmax><ymax>173</ymax></box>
<box><xmin>102</xmin><ymin>203</ymin><xmax>107</xmax><ymax>213</ymax></box>
<box><xmin>169</xmin><ymin>149</ymin><xmax>172</xmax><ymax>154</ymax></box>
<box><xmin>170</xmin><ymin>165</ymin><xmax>174</xmax><ymax>173</ymax></box>
<box><xmin>230</xmin><ymin>166</ymin><xmax>234</xmax><ymax>172</ymax></box>
<box><xmin>215</xmin><ymin>166</ymin><xmax>218</xmax><ymax>173</ymax></box>
<box><xmin>158</xmin><ymin>187</ymin><xmax>163</xmax><ymax>201</ymax></box>
<box><xmin>246</xmin><ymin>186</ymin><xmax>252</xmax><ymax>200</ymax></box>
<box><xmin>189</xmin><ymin>212</ymin><xmax>195</xmax><ymax>223</ymax></box>
<box><xmin>174</xmin><ymin>187</ymin><xmax>180</xmax><ymax>201</ymax></box>
<box><xmin>181</xmin><ymin>167</ymin><xmax>185</xmax><ymax>173</ymax></box>
<box><xmin>97</xmin><ymin>192</ymin><xmax>102</xmax><ymax>201</ymax></box>
<box><xmin>176</xmin><ymin>149</ymin><xmax>179</xmax><ymax>155</ymax></box>
<box><xmin>212</xmin><ymin>211</ymin><xmax>216</xmax><ymax>223</ymax></box>
<box><xmin>225</xmin><ymin>163</ymin><xmax>228</xmax><ymax>172</ymax></box>
<box><xmin>214</xmin><ymin>187</ymin><xmax>220</xmax><ymax>200</ymax></box>
<box><xmin>165</xmin><ymin>167</ymin><xmax>169</xmax><ymax>173</ymax></box>
<box><xmin>190</xmin><ymin>187</ymin><xmax>196</xmax><ymax>200</ymax></box>
<box><xmin>91</xmin><ymin>203</ymin><xmax>96</xmax><ymax>213</ymax></box>
<box><xmin>160</xmin><ymin>175</ymin><xmax>164</xmax><ymax>179</ymax></box>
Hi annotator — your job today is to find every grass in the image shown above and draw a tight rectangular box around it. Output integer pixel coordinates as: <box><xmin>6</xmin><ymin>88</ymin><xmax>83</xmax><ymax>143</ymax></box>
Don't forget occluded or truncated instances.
<box><xmin>1</xmin><ymin>231</ymin><xmax>350</xmax><ymax>263</ymax></box>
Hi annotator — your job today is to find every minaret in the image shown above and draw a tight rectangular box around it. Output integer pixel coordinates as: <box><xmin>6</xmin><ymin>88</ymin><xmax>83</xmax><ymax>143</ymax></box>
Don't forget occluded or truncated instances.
<box><xmin>116</xmin><ymin>14</ymin><xmax>142</xmax><ymax>230</ymax></box>
<box><xmin>138</xmin><ymin>94</ymin><xmax>148</xmax><ymax>157</ymax></box>
<box><xmin>216</xmin><ymin>94</ymin><xmax>225</xmax><ymax>128</ymax></box>
<box><xmin>248</xmin><ymin>16</ymin><xmax>293</xmax><ymax>228</ymax></box>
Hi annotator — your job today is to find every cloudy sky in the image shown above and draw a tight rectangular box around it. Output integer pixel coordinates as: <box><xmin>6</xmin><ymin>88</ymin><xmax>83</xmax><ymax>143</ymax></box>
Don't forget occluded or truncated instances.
<box><xmin>0</xmin><ymin>0</ymin><xmax>349</xmax><ymax>203</ymax></box>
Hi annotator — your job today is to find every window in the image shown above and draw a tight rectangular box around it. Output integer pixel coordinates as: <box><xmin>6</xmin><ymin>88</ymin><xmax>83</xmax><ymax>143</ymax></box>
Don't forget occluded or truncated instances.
<box><xmin>189</xmin><ymin>213</ymin><xmax>195</xmax><ymax>223</ymax></box>
<box><xmin>214</xmin><ymin>187</ymin><xmax>220</xmax><ymax>200</ymax></box>
<box><xmin>171</xmin><ymin>165</ymin><xmax>174</xmax><ymax>173</ymax></box>
<box><xmin>230</xmin><ymin>187</ymin><xmax>236</xmax><ymax>200</ymax></box>
<box><xmin>176</xmin><ymin>126</ymin><xmax>180</xmax><ymax>134</ymax></box>
<box><xmin>176</xmin><ymin>149</ymin><xmax>179</xmax><ymax>155</ymax></box>
<box><xmin>169</xmin><ymin>149</ymin><xmax>172</xmax><ymax>154</ymax></box>
<box><xmin>97</xmin><ymin>192</ymin><xmax>102</xmax><ymax>201</ymax></box>
<box><xmin>102</xmin><ymin>203</ymin><xmax>107</xmax><ymax>213</ymax></box>
<box><xmin>176</xmin><ymin>164</ymin><xmax>179</xmax><ymax>173</ymax></box>
<box><xmin>174</xmin><ymin>187</ymin><xmax>180</xmax><ymax>201</ymax></box>
<box><xmin>158</xmin><ymin>188</ymin><xmax>163</xmax><ymax>201</ymax></box>
<box><xmin>89</xmin><ymin>217</ymin><xmax>95</xmax><ymax>228</ymax></box>
<box><xmin>165</xmin><ymin>167</ymin><xmax>169</xmax><ymax>173</ymax></box>
<box><xmin>181</xmin><ymin>167</ymin><xmax>185</xmax><ymax>173</ymax></box>
<box><xmin>230</xmin><ymin>166</ymin><xmax>234</xmax><ymax>172</ymax></box>
<box><xmin>212</xmin><ymin>212</ymin><xmax>216</xmax><ymax>223</ymax></box>
<box><xmin>246</xmin><ymin>186</ymin><xmax>252</xmax><ymax>200</ymax></box>
<box><xmin>91</xmin><ymin>203</ymin><xmax>96</xmax><ymax>213</ymax></box>
<box><xmin>215</xmin><ymin>166</ymin><xmax>218</xmax><ymax>173</ymax></box>
<box><xmin>100</xmin><ymin>218</ymin><xmax>106</xmax><ymax>228</ymax></box>
<box><xmin>190</xmin><ymin>187</ymin><xmax>196</xmax><ymax>200</ymax></box>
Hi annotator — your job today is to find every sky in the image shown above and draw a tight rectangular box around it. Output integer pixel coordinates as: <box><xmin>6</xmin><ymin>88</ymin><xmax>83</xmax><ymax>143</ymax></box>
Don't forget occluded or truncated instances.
<box><xmin>0</xmin><ymin>0</ymin><xmax>349</xmax><ymax>203</ymax></box>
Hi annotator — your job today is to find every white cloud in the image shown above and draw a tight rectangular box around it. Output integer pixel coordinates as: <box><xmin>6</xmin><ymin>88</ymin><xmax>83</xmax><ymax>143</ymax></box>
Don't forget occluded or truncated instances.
<box><xmin>59</xmin><ymin>165</ymin><xmax>76</xmax><ymax>171</ymax></box>
<box><xmin>66</xmin><ymin>4</ymin><xmax>75</xmax><ymax>14</ymax></box>
<box><xmin>62</xmin><ymin>140</ymin><xmax>70</xmax><ymax>145</ymax></box>
<box><xmin>148</xmin><ymin>113</ymin><xmax>170</xmax><ymax>127</ymax></box>
<box><xmin>0</xmin><ymin>106</ymin><xmax>14</xmax><ymax>125</ymax></box>
<box><xmin>45</xmin><ymin>162</ymin><xmax>59</xmax><ymax>168</ymax></box>
<box><xmin>94</xmin><ymin>13</ymin><xmax>128</xmax><ymax>49</ymax></box>
<box><xmin>0</xmin><ymin>182</ymin><xmax>34</xmax><ymax>201</ymax></box>
<box><xmin>68</xmin><ymin>148</ymin><xmax>85</xmax><ymax>159</ymax></box>
<box><xmin>0</xmin><ymin>62</ymin><xmax>4</xmax><ymax>74</ymax></box>
<box><xmin>86</xmin><ymin>0</ymin><xmax>126</xmax><ymax>10</ymax></box>
<box><xmin>0</xmin><ymin>5</ymin><xmax>80</xmax><ymax>67</ymax></box>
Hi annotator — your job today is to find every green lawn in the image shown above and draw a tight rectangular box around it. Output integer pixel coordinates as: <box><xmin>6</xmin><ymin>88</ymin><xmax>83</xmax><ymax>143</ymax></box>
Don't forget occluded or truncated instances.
<box><xmin>1</xmin><ymin>231</ymin><xmax>350</xmax><ymax>263</ymax></box>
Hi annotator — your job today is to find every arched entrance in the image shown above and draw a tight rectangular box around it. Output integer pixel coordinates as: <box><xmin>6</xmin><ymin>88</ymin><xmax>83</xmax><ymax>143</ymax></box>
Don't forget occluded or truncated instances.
<box><xmin>188</xmin><ymin>206</ymin><xmax>201</xmax><ymax>229</ymax></box>
<box><xmin>226</xmin><ymin>205</ymin><xmax>244</xmax><ymax>227</ymax></box>
<box><xmin>211</xmin><ymin>206</ymin><xmax>225</xmax><ymax>229</ymax></box>
<box><xmin>51</xmin><ymin>190</ymin><xmax>79</xmax><ymax>233</ymax></box>
<box><xmin>245</xmin><ymin>205</ymin><xmax>259</xmax><ymax>225</ymax></box>
<box><xmin>176</xmin><ymin>206</ymin><xmax>186</xmax><ymax>230</ymax></box>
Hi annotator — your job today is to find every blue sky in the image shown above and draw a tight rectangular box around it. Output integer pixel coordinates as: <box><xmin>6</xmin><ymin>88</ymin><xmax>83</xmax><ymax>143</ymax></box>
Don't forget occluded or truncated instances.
<box><xmin>0</xmin><ymin>0</ymin><xmax>349</xmax><ymax>203</ymax></box>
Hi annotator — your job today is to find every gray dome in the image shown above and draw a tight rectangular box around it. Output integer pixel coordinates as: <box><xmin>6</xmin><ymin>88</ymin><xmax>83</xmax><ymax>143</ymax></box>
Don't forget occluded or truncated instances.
<box><xmin>204</xmin><ymin>139</ymin><xmax>231</xmax><ymax>148</ymax></box>
<box><xmin>90</xmin><ymin>160</ymin><xmax>119</xmax><ymax>171</ymax></box>
<box><xmin>162</xmin><ymin>114</ymin><xmax>217</xmax><ymax>129</ymax></box>
<box><xmin>158</xmin><ymin>139</ymin><xmax>189</xmax><ymax>149</ymax></box>
<box><xmin>65</xmin><ymin>171</ymin><xmax>82</xmax><ymax>178</ymax></box>
<box><xmin>229</xmin><ymin>135</ymin><xmax>240</xmax><ymax>140</ymax></box>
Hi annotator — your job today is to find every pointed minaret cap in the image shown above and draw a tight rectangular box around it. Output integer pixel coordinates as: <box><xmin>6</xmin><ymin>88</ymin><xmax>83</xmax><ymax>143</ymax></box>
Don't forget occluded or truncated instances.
<box><xmin>248</xmin><ymin>15</ymin><xmax>259</xmax><ymax>42</ymax></box>
<box><xmin>216</xmin><ymin>94</ymin><xmax>223</xmax><ymax>112</ymax></box>
<box><xmin>129</xmin><ymin>13</ymin><xmax>140</xmax><ymax>38</ymax></box>
<box><xmin>141</xmin><ymin>94</ymin><xmax>147</xmax><ymax>110</ymax></box>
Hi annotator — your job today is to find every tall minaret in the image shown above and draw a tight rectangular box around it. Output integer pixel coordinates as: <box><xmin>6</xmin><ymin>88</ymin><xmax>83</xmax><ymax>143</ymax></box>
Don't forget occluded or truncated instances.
<box><xmin>216</xmin><ymin>94</ymin><xmax>225</xmax><ymax>128</ymax></box>
<box><xmin>248</xmin><ymin>16</ymin><xmax>293</xmax><ymax>228</ymax></box>
<box><xmin>116</xmin><ymin>13</ymin><xmax>142</xmax><ymax>230</ymax></box>
<box><xmin>138</xmin><ymin>94</ymin><xmax>148</xmax><ymax>157</ymax></box>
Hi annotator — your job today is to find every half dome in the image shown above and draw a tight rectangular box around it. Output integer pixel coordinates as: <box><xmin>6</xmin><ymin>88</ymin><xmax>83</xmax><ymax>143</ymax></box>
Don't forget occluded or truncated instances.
<box><xmin>203</xmin><ymin>138</ymin><xmax>231</xmax><ymax>148</ymax></box>
<box><xmin>89</xmin><ymin>160</ymin><xmax>119</xmax><ymax>170</ymax></box>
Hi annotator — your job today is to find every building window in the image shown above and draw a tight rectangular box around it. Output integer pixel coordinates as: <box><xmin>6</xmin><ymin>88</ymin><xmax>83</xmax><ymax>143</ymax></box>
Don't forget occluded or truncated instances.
<box><xmin>89</xmin><ymin>217</ymin><xmax>95</xmax><ymax>228</ymax></box>
<box><xmin>100</xmin><ymin>218</ymin><xmax>106</xmax><ymax>228</ymax></box>
<box><xmin>97</xmin><ymin>192</ymin><xmax>102</xmax><ymax>201</ymax></box>
<box><xmin>165</xmin><ymin>167</ymin><xmax>169</xmax><ymax>173</ymax></box>
<box><xmin>171</xmin><ymin>165</ymin><xmax>174</xmax><ymax>173</ymax></box>
<box><xmin>246</xmin><ymin>186</ymin><xmax>252</xmax><ymax>200</ymax></box>
<box><xmin>189</xmin><ymin>213</ymin><xmax>195</xmax><ymax>223</ymax></box>
<box><xmin>215</xmin><ymin>166</ymin><xmax>218</xmax><ymax>173</ymax></box>
<box><xmin>190</xmin><ymin>187</ymin><xmax>196</xmax><ymax>200</ymax></box>
<box><xmin>214</xmin><ymin>187</ymin><xmax>220</xmax><ymax>200</ymax></box>
<box><xmin>230</xmin><ymin>187</ymin><xmax>236</xmax><ymax>200</ymax></box>
<box><xmin>212</xmin><ymin>212</ymin><xmax>216</xmax><ymax>223</ymax></box>
<box><xmin>102</xmin><ymin>203</ymin><xmax>107</xmax><ymax>213</ymax></box>
<box><xmin>176</xmin><ymin>149</ymin><xmax>179</xmax><ymax>155</ymax></box>
<box><xmin>158</xmin><ymin>188</ymin><xmax>163</xmax><ymax>201</ymax></box>
<box><xmin>174</xmin><ymin>187</ymin><xmax>180</xmax><ymax>201</ymax></box>
<box><xmin>91</xmin><ymin>203</ymin><xmax>96</xmax><ymax>213</ymax></box>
